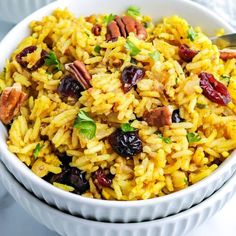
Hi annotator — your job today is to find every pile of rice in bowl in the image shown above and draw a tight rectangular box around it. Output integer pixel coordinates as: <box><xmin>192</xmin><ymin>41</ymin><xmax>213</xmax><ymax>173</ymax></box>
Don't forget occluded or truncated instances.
<box><xmin>0</xmin><ymin>7</ymin><xmax>236</xmax><ymax>200</ymax></box>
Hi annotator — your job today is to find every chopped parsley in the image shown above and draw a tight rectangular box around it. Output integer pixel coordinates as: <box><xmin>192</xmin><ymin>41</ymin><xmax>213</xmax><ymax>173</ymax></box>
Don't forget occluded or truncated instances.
<box><xmin>148</xmin><ymin>51</ymin><xmax>160</xmax><ymax>61</ymax></box>
<box><xmin>74</xmin><ymin>110</ymin><xmax>96</xmax><ymax>139</ymax></box>
<box><xmin>175</xmin><ymin>77</ymin><xmax>179</xmax><ymax>85</ymax></box>
<box><xmin>155</xmin><ymin>131</ymin><xmax>172</xmax><ymax>144</ymax></box>
<box><xmin>127</xmin><ymin>6</ymin><xmax>140</xmax><ymax>18</ymax></box>
<box><xmin>196</xmin><ymin>103</ymin><xmax>206</xmax><ymax>109</ymax></box>
<box><xmin>184</xmin><ymin>178</ymin><xmax>188</xmax><ymax>185</ymax></box>
<box><xmin>103</xmin><ymin>14</ymin><xmax>116</xmax><ymax>24</ymax></box>
<box><xmin>125</xmin><ymin>40</ymin><xmax>141</xmax><ymax>57</ymax></box>
<box><xmin>94</xmin><ymin>45</ymin><xmax>101</xmax><ymax>54</ymax></box>
<box><xmin>221</xmin><ymin>75</ymin><xmax>231</xmax><ymax>86</ymax></box>
<box><xmin>45</xmin><ymin>51</ymin><xmax>61</xmax><ymax>71</ymax></box>
<box><xmin>33</xmin><ymin>143</ymin><xmax>44</xmax><ymax>160</ymax></box>
<box><xmin>187</xmin><ymin>26</ymin><xmax>197</xmax><ymax>42</ymax></box>
<box><xmin>187</xmin><ymin>132</ymin><xmax>201</xmax><ymax>144</ymax></box>
<box><xmin>121</xmin><ymin>123</ymin><xmax>136</xmax><ymax>132</ymax></box>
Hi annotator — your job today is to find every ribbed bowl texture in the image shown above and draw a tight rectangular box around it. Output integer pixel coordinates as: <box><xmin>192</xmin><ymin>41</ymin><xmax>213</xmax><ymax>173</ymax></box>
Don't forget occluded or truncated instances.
<box><xmin>1</xmin><ymin>160</ymin><xmax>236</xmax><ymax>236</ymax></box>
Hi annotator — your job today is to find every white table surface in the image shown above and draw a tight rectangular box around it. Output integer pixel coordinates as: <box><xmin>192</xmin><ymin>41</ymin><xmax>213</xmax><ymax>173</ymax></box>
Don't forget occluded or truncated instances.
<box><xmin>0</xmin><ymin>19</ymin><xmax>236</xmax><ymax>236</ymax></box>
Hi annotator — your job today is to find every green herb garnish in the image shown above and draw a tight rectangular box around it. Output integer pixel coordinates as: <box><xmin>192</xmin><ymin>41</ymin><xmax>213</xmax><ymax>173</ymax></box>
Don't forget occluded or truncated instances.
<box><xmin>221</xmin><ymin>75</ymin><xmax>231</xmax><ymax>86</ymax></box>
<box><xmin>33</xmin><ymin>143</ymin><xmax>44</xmax><ymax>160</ymax></box>
<box><xmin>187</xmin><ymin>26</ymin><xmax>197</xmax><ymax>42</ymax></box>
<box><xmin>148</xmin><ymin>51</ymin><xmax>160</xmax><ymax>61</ymax></box>
<box><xmin>74</xmin><ymin>110</ymin><xmax>96</xmax><ymax>139</ymax></box>
<box><xmin>155</xmin><ymin>131</ymin><xmax>172</xmax><ymax>144</ymax></box>
<box><xmin>184</xmin><ymin>178</ymin><xmax>188</xmax><ymax>185</ymax></box>
<box><xmin>121</xmin><ymin>123</ymin><xmax>136</xmax><ymax>132</ymax></box>
<box><xmin>163</xmin><ymin>137</ymin><xmax>171</xmax><ymax>144</ymax></box>
<box><xmin>94</xmin><ymin>45</ymin><xmax>101</xmax><ymax>54</ymax></box>
<box><xmin>175</xmin><ymin>77</ymin><xmax>179</xmax><ymax>85</ymax></box>
<box><xmin>3</xmin><ymin>67</ymin><xmax>6</xmax><ymax>74</ymax></box>
<box><xmin>125</xmin><ymin>40</ymin><xmax>141</xmax><ymax>57</ymax></box>
<box><xmin>104</xmin><ymin>14</ymin><xmax>116</xmax><ymax>24</ymax></box>
<box><xmin>45</xmin><ymin>51</ymin><xmax>61</xmax><ymax>71</ymax></box>
<box><xmin>127</xmin><ymin>6</ymin><xmax>140</xmax><ymax>18</ymax></box>
<box><xmin>196</xmin><ymin>103</ymin><xmax>206</xmax><ymax>109</ymax></box>
<box><xmin>187</xmin><ymin>132</ymin><xmax>201</xmax><ymax>144</ymax></box>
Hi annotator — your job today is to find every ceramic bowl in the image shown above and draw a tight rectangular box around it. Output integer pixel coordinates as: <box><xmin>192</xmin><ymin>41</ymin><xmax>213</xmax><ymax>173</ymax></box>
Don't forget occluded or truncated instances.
<box><xmin>1</xmin><ymin>160</ymin><xmax>236</xmax><ymax>236</ymax></box>
<box><xmin>0</xmin><ymin>0</ymin><xmax>54</xmax><ymax>24</ymax></box>
<box><xmin>0</xmin><ymin>0</ymin><xmax>235</xmax><ymax>223</ymax></box>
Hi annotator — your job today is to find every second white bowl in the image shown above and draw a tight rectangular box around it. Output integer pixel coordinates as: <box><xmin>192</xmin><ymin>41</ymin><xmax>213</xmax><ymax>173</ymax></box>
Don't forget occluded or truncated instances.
<box><xmin>1</xmin><ymin>160</ymin><xmax>236</xmax><ymax>236</ymax></box>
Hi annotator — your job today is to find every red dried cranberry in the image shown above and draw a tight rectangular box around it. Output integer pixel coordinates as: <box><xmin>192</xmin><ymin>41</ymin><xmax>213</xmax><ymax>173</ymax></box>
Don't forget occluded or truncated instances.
<box><xmin>92</xmin><ymin>24</ymin><xmax>101</xmax><ymax>36</ymax></box>
<box><xmin>16</xmin><ymin>46</ymin><xmax>47</xmax><ymax>71</ymax></box>
<box><xmin>172</xmin><ymin>109</ymin><xmax>184</xmax><ymax>123</ymax></box>
<box><xmin>199</xmin><ymin>72</ymin><xmax>231</xmax><ymax>106</ymax></box>
<box><xmin>178</xmin><ymin>44</ymin><xmax>198</xmax><ymax>63</ymax></box>
<box><xmin>94</xmin><ymin>168</ymin><xmax>113</xmax><ymax>187</ymax></box>
<box><xmin>108</xmin><ymin>129</ymin><xmax>142</xmax><ymax>158</ymax></box>
<box><xmin>121</xmin><ymin>66</ymin><xmax>145</xmax><ymax>93</ymax></box>
<box><xmin>57</xmin><ymin>75</ymin><xmax>83</xmax><ymax>101</ymax></box>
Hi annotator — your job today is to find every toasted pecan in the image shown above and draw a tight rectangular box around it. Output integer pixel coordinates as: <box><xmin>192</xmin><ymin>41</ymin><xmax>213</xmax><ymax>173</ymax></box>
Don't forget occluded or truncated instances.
<box><xmin>0</xmin><ymin>83</ymin><xmax>27</xmax><ymax>124</ymax></box>
<box><xmin>106</xmin><ymin>15</ymin><xmax>147</xmax><ymax>41</ymax></box>
<box><xmin>219</xmin><ymin>49</ymin><xmax>236</xmax><ymax>61</ymax></box>
<box><xmin>143</xmin><ymin>107</ymin><xmax>172</xmax><ymax>128</ymax></box>
<box><xmin>65</xmin><ymin>60</ymin><xmax>91</xmax><ymax>90</ymax></box>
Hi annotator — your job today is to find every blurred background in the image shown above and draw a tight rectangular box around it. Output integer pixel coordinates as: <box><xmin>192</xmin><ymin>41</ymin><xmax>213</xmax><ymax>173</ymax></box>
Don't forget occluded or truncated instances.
<box><xmin>0</xmin><ymin>0</ymin><xmax>235</xmax><ymax>28</ymax></box>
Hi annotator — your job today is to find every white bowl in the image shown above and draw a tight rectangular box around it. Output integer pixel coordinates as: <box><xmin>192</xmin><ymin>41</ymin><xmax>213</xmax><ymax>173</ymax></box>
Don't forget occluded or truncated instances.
<box><xmin>0</xmin><ymin>0</ymin><xmax>54</xmax><ymax>24</ymax></box>
<box><xmin>1</xmin><ymin>160</ymin><xmax>236</xmax><ymax>236</ymax></box>
<box><xmin>0</xmin><ymin>0</ymin><xmax>235</xmax><ymax>223</ymax></box>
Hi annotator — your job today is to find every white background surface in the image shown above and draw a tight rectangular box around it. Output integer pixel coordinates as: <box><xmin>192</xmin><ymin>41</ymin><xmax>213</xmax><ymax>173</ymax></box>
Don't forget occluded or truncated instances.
<box><xmin>0</xmin><ymin>10</ymin><xmax>236</xmax><ymax>236</ymax></box>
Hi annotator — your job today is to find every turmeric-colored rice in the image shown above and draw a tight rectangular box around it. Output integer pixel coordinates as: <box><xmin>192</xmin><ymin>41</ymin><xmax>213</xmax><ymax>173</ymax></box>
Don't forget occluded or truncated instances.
<box><xmin>0</xmin><ymin>7</ymin><xmax>236</xmax><ymax>200</ymax></box>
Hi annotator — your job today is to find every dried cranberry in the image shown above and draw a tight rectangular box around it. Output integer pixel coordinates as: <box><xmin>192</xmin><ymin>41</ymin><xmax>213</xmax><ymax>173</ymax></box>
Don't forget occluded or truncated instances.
<box><xmin>57</xmin><ymin>153</ymin><xmax>72</xmax><ymax>167</ymax></box>
<box><xmin>16</xmin><ymin>46</ymin><xmax>47</xmax><ymax>71</ymax></box>
<box><xmin>199</xmin><ymin>72</ymin><xmax>231</xmax><ymax>106</ymax></box>
<box><xmin>57</xmin><ymin>75</ymin><xmax>83</xmax><ymax>101</ymax></box>
<box><xmin>121</xmin><ymin>66</ymin><xmax>145</xmax><ymax>93</ymax></box>
<box><xmin>50</xmin><ymin>167</ymin><xmax>70</xmax><ymax>184</ymax></box>
<box><xmin>92</xmin><ymin>24</ymin><xmax>101</xmax><ymax>36</ymax></box>
<box><xmin>67</xmin><ymin>167</ymin><xmax>89</xmax><ymax>194</ymax></box>
<box><xmin>178</xmin><ymin>44</ymin><xmax>198</xmax><ymax>63</ymax></box>
<box><xmin>172</xmin><ymin>109</ymin><xmax>184</xmax><ymax>123</ymax></box>
<box><xmin>94</xmin><ymin>168</ymin><xmax>113</xmax><ymax>187</ymax></box>
<box><xmin>49</xmin><ymin>166</ymin><xmax>89</xmax><ymax>195</ymax></box>
<box><xmin>108</xmin><ymin>129</ymin><xmax>142</xmax><ymax>158</ymax></box>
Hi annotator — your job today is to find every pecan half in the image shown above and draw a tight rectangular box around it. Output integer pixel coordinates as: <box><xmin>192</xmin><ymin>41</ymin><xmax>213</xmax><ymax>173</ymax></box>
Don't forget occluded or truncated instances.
<box><xmin>143</xmin><ymin>107</ymin><xmax>172</xmax><ymax>128</ymax></box>
<box><xmin>106</xmin><ymin>15</ymin><xmax>147</xmax><ymax>41</ymax></box>
<box><xmin>16</xmin><ymin>46</ymin><xmax>47</xmax><ymax>71</ymax></box>
<box><xmin>92</xmin><ymin>24</ymin><xmax>101</xmax><ymax>36</ymax></box>
<box><xmin>0</xmin><ymin>83</ymin><xmax>27</xmax><ymax>124</ymax></box>
<box><xmin>219</xmin><ymin>49</ymin><xmax>236</xmax><ymax>61</ymax></box>
<box><xmin>65</xmin><ymin>60</ymin><xmax>91</xmax><ymax>90</ymax></box>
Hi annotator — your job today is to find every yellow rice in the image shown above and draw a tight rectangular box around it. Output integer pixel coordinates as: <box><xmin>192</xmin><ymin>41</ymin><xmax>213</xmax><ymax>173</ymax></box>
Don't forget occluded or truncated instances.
<box><xmin>0</xmin><ymin>8</ymin><xmax>236</xmax><ymax>200</ymax></box>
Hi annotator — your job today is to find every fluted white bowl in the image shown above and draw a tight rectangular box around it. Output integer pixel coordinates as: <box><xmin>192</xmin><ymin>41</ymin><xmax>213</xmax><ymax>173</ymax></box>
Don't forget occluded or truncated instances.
<box><xmin>1</xmin><ymin>160</ymin><xmax>236</xmax><ymax>236</ymax></box>
<box><xmin>0</xmin><ymin>0</ymin><xmax>54</xmax><ymax>23</ymax></box>
<box><xmin>0</xmin><ymin>0</ymin><xmax>235</xmax><ymax>223</ymax></box>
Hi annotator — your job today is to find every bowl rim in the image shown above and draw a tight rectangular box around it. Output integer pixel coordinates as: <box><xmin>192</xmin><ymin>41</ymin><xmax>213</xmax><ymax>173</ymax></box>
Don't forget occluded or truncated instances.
<box><xmin>1</xmin><ymin>159</ymin><xmax>236</xmax><ymax>227</ymax></box>
<box><xmin>0</xmin><ymin>0</ymin><xmax>235</xmax><ymax>208</ymax></box>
